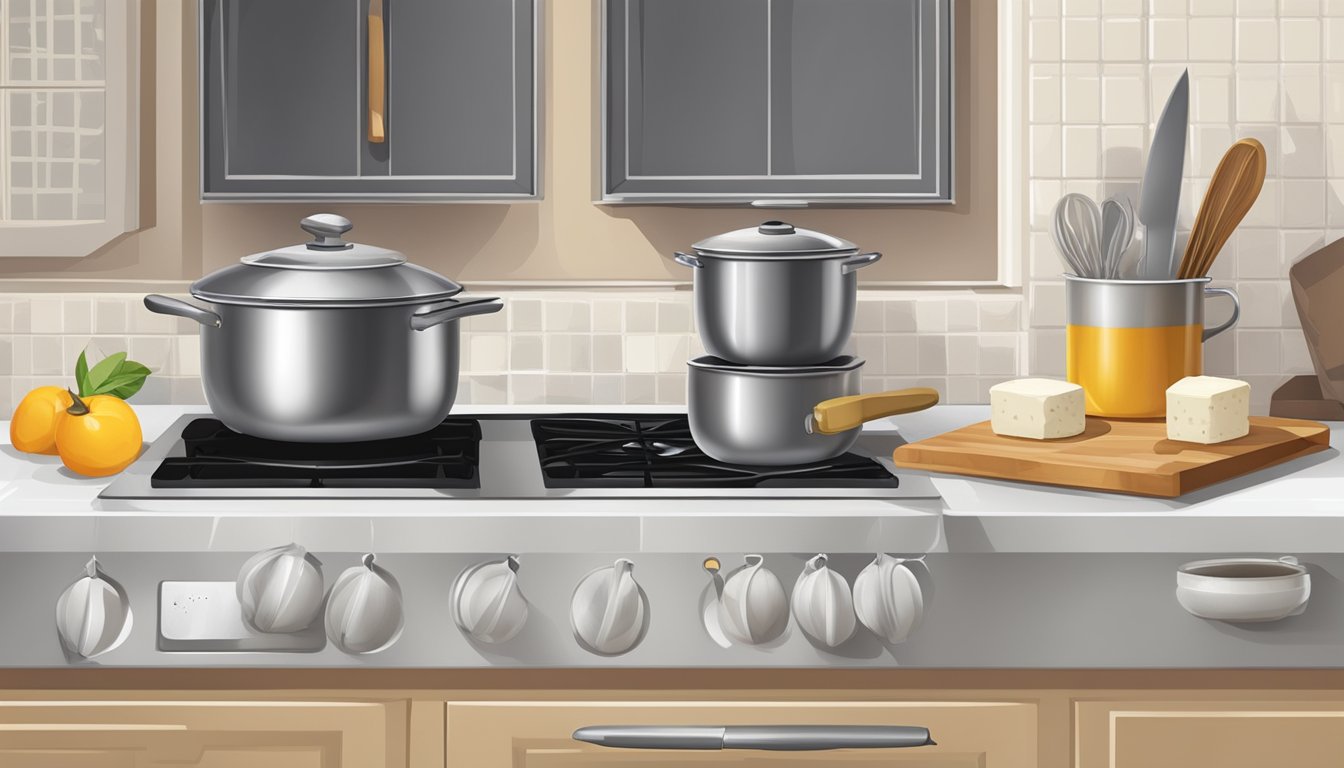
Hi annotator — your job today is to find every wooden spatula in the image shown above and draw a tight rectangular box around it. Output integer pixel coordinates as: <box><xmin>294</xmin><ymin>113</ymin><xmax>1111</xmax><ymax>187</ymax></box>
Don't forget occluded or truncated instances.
<box><xmin>1178</xmin><ymin>138</ymin><xmax>1267</xmax><ymax>279</ymax></box>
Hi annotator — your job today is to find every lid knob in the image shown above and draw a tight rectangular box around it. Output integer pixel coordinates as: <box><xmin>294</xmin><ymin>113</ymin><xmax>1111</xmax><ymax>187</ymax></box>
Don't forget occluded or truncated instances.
<box><xmin>300</xmin><ymin>214</ymin><xmax>354</xmax><ymax>250</ymax></box>
<box><xmin>757</xmin><ymin>221</ymin><xmax>796</xmax><ymax>236</ymax></box>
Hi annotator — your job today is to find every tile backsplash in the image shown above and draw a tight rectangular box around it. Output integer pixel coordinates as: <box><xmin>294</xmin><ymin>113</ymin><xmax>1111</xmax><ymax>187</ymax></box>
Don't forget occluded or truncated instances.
<box><xmin>0</xmin><ymin>291</ymin><xmax>1025</xmax><ymax>414</ymax></box>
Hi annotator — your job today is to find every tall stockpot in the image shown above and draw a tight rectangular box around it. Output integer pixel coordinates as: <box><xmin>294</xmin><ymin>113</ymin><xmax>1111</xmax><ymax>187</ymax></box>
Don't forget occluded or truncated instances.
<box><xmin>674</xmin><ymin>222</ymin><xmax>882</xmax><ymax>366</ymax></box>
<box><xmin>144</xmin><ymin>214</ymin><xmax>502</xmax><ymax>443</ymax></box>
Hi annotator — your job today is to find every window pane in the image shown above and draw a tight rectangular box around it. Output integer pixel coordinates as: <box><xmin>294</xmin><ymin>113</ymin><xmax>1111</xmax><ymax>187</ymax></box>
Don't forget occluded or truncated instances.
<box><xmin>6</xmin><ymin>0</ymin><xmax>105</xmax><ymax>84</ymax></box>
<box><xmin>6</xmin><ymin>90</ymin><xmax>103</xmax><ymax>221</ymax></box>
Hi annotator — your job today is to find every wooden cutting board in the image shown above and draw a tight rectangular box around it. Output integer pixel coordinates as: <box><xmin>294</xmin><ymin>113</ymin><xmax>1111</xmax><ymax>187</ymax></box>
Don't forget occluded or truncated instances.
<box><xmin>892</xmin><ymin>416</ymin><xmax>1332</xmax><ymax>498</ymax></box>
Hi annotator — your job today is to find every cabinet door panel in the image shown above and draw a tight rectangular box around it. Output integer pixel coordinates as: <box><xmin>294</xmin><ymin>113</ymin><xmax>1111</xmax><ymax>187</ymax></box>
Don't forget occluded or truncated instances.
<box><xmin>443</xmin><ymin>700</ymin><xmax>1035</xmax><ymax>768</ymax></box>
<box><xmin>1076</xmin><ymin>700</ymin><xmax>1344</xmax><ymax>768</ymax></box>
<box><xmin>213</xmin><ymin>0</ymin><xmax>359</xmax><ymax>177</ymax></box>
<box><xmin>388</xmin><ymin>0</ymin><xmax>518</xmax><ymax>176</ymax></box>
<box><xmin>769</xmin><ymin>0</ymin><xmax>921</xmax><ymax>176</ymax></box>
<box><xmin>616</xmin><ymin>0</ymin><xmax>769</xmax><ymax>179</ymax></box>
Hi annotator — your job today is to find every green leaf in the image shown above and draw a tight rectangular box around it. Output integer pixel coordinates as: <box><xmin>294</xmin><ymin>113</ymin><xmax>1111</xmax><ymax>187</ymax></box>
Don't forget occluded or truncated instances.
<box><xmin>83</xmin><ymin>352</ymin><xmax>127</xmax><ymax>393</ymax></box>
<box><xmin>89</xmin><ymin>362</ymin><xmax>151</xmax><ymax>398</ymax></box>
<box><xmin>75</xmin><ymin>350</ymin><xmax>90</xmax><ymax>396</ymax></box>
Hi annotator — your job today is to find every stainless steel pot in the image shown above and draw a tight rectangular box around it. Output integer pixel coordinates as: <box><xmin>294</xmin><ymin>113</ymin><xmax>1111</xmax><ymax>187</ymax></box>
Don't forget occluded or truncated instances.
<box><xmin>687</xmin><ymin>356</ymin><xmax>938</xmax><ymax>466</ymax></box>
<box><xmin>144</xmin><ymin>214</ymin><xmax>502</xmax><ymax>442</ymax></box>
<box><xmin>674</xmin><ymin>221</ymin><xmax>881</xmax><ymax>366</ymax></box>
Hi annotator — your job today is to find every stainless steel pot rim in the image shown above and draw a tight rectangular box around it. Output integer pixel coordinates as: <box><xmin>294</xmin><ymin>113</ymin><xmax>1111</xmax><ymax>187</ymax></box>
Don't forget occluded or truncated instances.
<box><xmin>1178</xmin><ymin>557</ymin><xmax>1306</xmax><ymax>580</ymax></box>
<box><xmin>688</xmin><ymin>355</ymin><xmax>864</xmax><ymax>375</ymax></box>
<box><xmin>189</xmin><ymin>287</ymin><xmax>470</xmax><ymax>309</ymax></box>
<box><xmin>690</xmin><ymin>221</ymin><xmax>860</xmax><ymax>259</ymax></box>
<box><xmin>1063</xmin><ymin>273</ymin><xmax>1212</xmax><ymax>285</ymax></box>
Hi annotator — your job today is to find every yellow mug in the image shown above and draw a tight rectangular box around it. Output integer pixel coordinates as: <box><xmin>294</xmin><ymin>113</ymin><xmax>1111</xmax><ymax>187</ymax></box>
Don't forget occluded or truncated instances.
<box><xmin>1065</xmin><ymin>275</ymin><xmax>1240</xmax><ymax>418</ymax></box>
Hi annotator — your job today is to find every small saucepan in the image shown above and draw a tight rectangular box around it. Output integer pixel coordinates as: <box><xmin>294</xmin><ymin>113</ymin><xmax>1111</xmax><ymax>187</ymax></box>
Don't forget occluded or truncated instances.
<box><xmin>687</xmin><ymin>356</ymin><xmax>939</xmax><ymax>466</ymax></box>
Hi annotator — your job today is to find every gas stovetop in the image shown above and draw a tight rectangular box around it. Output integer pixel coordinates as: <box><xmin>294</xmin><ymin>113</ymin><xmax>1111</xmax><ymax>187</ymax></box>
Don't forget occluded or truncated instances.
<box><xmin>99</xmin><ymin>413</ymin><xmax>938</xmax><ymax>500</ymax></box>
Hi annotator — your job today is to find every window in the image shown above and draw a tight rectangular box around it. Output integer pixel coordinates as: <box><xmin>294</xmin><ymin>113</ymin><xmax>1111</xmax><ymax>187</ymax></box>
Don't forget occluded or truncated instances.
<box><xmin>0</xmin><ymin>0</ymin><xmax>137</xmax><ymax>257</ymax></box>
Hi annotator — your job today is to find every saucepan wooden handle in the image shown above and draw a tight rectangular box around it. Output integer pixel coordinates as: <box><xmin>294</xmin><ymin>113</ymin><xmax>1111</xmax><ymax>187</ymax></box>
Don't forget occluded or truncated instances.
<box><xmin>368</xmin><ymin>0</ymin><xmax>386</xmax><ymax>144</ymax></box>
<box><xmin>810</xmin><ymin>388</ymin><xmax>940</xmax><ymax>435</ymax></box>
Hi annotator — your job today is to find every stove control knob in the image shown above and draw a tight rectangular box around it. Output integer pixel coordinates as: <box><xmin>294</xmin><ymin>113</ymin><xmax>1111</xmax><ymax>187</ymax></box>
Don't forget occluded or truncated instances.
<box><xmin>56</xmin><ymin>557</ymin><xmax>133</xmax><ymax>659</ymax></box>
<box><xmin>717</xmin><ymin>554</ymin><xmax>789</xmax><ymax>646</ymax></box>
<box><xmin>571</xmin><ymin>558</ymin><xmax>647</xmax><ymax>655</ymax></box>
<box><xmin>452</xmin><ymin>555</ymin><xmax>528</xmax><ymax>644</ymax></box>
<box><xmin>791</xmin><ymin>554</ymin><xmax>856</xmax><ymax>647</ymax></box>
<box><xmin>325</xmin><ymin>554</ymin><xmax>404</xmax><ymax>654</ymax></box>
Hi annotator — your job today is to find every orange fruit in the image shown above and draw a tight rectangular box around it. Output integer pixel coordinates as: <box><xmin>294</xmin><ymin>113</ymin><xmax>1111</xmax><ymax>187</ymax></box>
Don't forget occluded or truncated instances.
<box><xmin>54</xmin><ymin>393</ymin><xmax>143</xmax><ymax>477</ymax></box>
<box><xmin>9</xmin><ymin>386</ymin><xmax>73</xmax><ymax>455</ymax></box>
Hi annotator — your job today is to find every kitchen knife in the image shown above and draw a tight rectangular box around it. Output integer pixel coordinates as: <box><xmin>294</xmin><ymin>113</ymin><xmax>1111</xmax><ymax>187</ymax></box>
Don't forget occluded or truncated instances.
<box><xmin>1138</xmin><ymin>69</ymin><xmax>1189</xmax><ymax>280</ymax></box>
<box><xmin>573</xmin><ymin>725</ymin><xmax>935</xmax><ymax>750</ymax></box>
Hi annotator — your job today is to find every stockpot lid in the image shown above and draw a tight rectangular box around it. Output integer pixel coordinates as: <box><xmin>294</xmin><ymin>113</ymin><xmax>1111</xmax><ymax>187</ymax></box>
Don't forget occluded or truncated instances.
<box><xmin>689</xmin><ymin>221</ymin><xmax>860</xmax><ymax>260</ymax></box>
<box><xmin>190</xmin><ymin>214</ymin><xmax>465</xmax><ymax>306</ymax></box>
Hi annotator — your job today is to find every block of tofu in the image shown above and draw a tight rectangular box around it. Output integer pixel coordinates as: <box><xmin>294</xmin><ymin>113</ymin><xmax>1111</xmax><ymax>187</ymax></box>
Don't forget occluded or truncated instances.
<box><xmin>1166</xmin><ymin>376</ymin><xmax>1250</xmax><ymax>444</ymax></box>
<box><xmin>989</xmin><ymin>378</ymin><xmax>1086</xmax><ymax>439</ymax></box>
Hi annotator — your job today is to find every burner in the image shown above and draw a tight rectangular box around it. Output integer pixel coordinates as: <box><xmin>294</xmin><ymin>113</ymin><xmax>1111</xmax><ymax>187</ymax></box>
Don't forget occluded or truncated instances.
<box><xmin>151</xmin><ymin>419</ymin><xmax>482</xmax><ymax>489</ymax></box>
<box><xmin>531</xmin><ymin>416</ymin><xmax>898</xmax><ymax>488</ymax></box>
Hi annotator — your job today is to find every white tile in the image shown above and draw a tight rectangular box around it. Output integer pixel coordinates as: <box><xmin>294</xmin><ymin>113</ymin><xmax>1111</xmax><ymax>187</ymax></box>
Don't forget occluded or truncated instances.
<box><xmin>30</xmin><ymin>338</ymin><xmax>62</xmax><ymax>375</ymax></box>
<box><xmin>130</xmin><ymin>301</ymin><xmax>178</xmax><ymax>334</ymax></box>
<box><xmin>1031</xmin><ymin>64</ymin><xmax>1062</xmax><ymax>123</ymax></box>
<box><xmin>1234</xmin><ymin>229</ymin><xmax>1280</xmax><ymax>279</ymax></box>
<box><xmin>94</xmin><ymin>298</ymin><xmax>128</xmax><ymax>334</ymax></box>
<box><xmin>1029</xmin><ymin>329</ymin><xmax>1067</xmax><ymax>376</ymax></box>
<box><xmin>592</xmin><ymin>374</ymin><xmax>624</xmax><ymax>405</ymax></box>
<box><xmin>1284</xmin><ymin>0</ymin><xmax>1322</xmax><ymax>13</ymax></box>
<box><xmin>508</xmin><ymin>299</ymin><xmax>543</xmax><ymax>331</ymax></box>
<box><xmin>979</xmin><ymin>298</ymin><xmax>1023</xmax><ymax>331</ymax></box>
<box><xmin>1281</xmin><ymin>180</ymin><xmax>1327</xmax><ymax>228</ymax></box>
<box><xmin>1204</xmin><ymin>324</ymin><xmax>1238</xmax><ymax>376</ymax></box>
<box><xmin>1102</xmin><ymin>18</ymin><xmax>1141</xmax><ymax>61</ymax></box>
<box><xmin>854</xmin><ymin>301</ymin><xmax>883</xmax><ymax>333</ymax></box>
<box><xmin>1063</xmin><ymin>18</ymin><xmax>1100</xmax><ymax>61</ymax></box>
<box><xmin>1241</xmin><ymin>179</ymin><xmax>1279</xmax><ymax>227</ymax></box>
<box><xmin>947</xmin><ymin>335</ymin><xmax>979</xmax><ymax>375</ymax></box>
<box><xmin>545</xmin><ymin>374</ymin><xmax>593</xmax><ymax>404</ymax></box>
<box><xmin>1031</xmin><ymin>179</ymin><xmax>1064</xmax><ymax>229</ymax></box>
<box><xmin>946</xmin><ymin>298</ymin><xmax>978</xmax><ymax>331</ymax></box>
<box><xmin>1030</xmin><ymin>282</ymin><xmax>1067</xmax><ymax>327</ymax></box>
<box><xmin>885</xmin><ymin>335</ymin><xmax>919</xmax><ymax>375</ymax></box>
<box><xmin>946</xmin><ymin>376</ymin><xmax>981</xmax><ymax>405</ymax></box>
<box><xmin>1328</xmin><ymin>18</ymin><xmax>1344</xmax><ymax>60</ymax></box>
<box><xmin>1062</xmin><ymin>64</ymin><xmax>1101</xmax><ymax>122</ymax></box>
<box><xmin>1031</xmin><ymin>230</ymin><xmax>1066</xmax><ymax>279</ymax></box>
<box><xmin>1281</xmin><ymin>125</ymin><xmax>1325</xmax><ymax>179</ymax></box>
<box><xmin>1104</xmin><ymin>65</ymin><xmax>1147</xmax><ymax>127</ymax></box>
<box><xmin>467</xmin><ymin>333</ymin><xmax>509</xmax><ymax>372</ymax></box>
<box><xmin>468</xmin><ymin>375</ymin><xmax>508</xmax><ymax>405</ymax></box>
<box><xmin>1189</xmin><ymin>0</ymin><xmax>1235</xmax><ymax>14</ymax></box>
<box><xmin>62</xmin><ymin>299</ymin><xmax>92</xmax><ymax>334</ymax></box>
<box><xmin>1188</xmin><ymin>17</ymin><xmax>1234</xmax><ymax>60</ymax></box>
<box><xmin>29</xmin><ymin>299</ymin><xmax>62</xmax><ymax>334</ymax></box>
<box><xmin>854</xmin><ymin>334</ymin><xmax>887</xmax><ymax>373</ymax></box>
<box><xmin>1063</xmin><ymin>125</ymin><xmax>1101</xmax><ymax>177</ymax></box>
<box><xmin>1030</xmin><ymin>19</ymin><xmax>1062</xmax><ymax>62</ymax></box>
<box><xmin>1191</xmin><ymin>65</ymin><xmax>1234</xmax><ymax>123</ymax></box>
<box><xmin>1030</xmin><ymin>125</ymin><xmax>1063</xmax><ymax>177</ymax></box>
<box><xmin>979</xmin><ymin>334</ymin><xmax>1021</xmax><ymax>376</ymax></box>
<box><xmin>1280</xmin><ymin>17</ymin><xmax>1322</xmax><ymax>62</ymax></box>
<box><xmin>655</xmin><ymin>301</ymin><xmax>691</xmax><ymax>332</ymax></box>
<box><xmin>624</xmin><ymin>374</ymin><xmax>656</xmax><ymax>405</ymax></box>
<box><xmin>624</xmin><ymin>301</ymin><xmax>656</xmax><ymax>333</ymax></box>
<box><xmin>655</xmin><ymin>374</ymin><xmax>686</xmax><ymax>405</ymax></box>
<box><xmin>1148</xmin><ymin>17</ymin><xmax>1187</xmax><ymax>60</ymax></box>
<box><xmin>1236</xmin><ymin>330</ymin><xmax>1281</xmax><ymax>374</ymax></box>
<box><xmin>509</xmin><ymin>373</ymin><xmax>546</xmax><ymax>405</ymax></box>
<box><xmin>544</xmin><ymin>301</ymin><xmax>590</xmax><ymax>332</ymax></box>
<box><xmin>592</xmin><ymin>334</ymin><xmax>623</xmax><ymax>372</ymax></box>
<box><xmin>624</xmin><ymin>334</ymin><xmax>658</xmax><ymax>373</ymax></box>
<box><xmin>546</xmin><ymin>334</ymin><xmax>592</xmax><ymax>373</ymax></box>
<box><xmin>655</xmin><ymin>335</ymin><xmax>690</xmax><ymax>373</ymax></box>
<box><xmin>592</xmin><ymin>300</ymin><xmax>623</xmax><ymax>332</ymax></box>
<box><xmin>915</xmin><ymin>299</ymin><xmax>948</xmax><ymax>333</ymax></box>
<box><xmin>510</xmin><ymin>334</ymin><xmax>544</xmax><ymax>371</ymax></box>
<box><xmin>176</xmin><ymin>335</ymin><xmax>201</xmax><ymax>376</ymax></box>
<box><xmin>1282</xmin><ymin>331</ymin><xmax>1315</xmax><ymax>374</ymax></box>
<box><xmin>1191</xmin><ymin>124</ymin><xmax>1235</xmax><ymax>177</ymax></box>
<box><xmin>1281</xmin><ymin>230</ymin><xmax>1327</xmax><ymax>273</ymax></box>
<box><xmin>1101</xmin><ymin>0</ymin><xmax>1139</xmax><ymax>13</ymax></box>
<box><xmin>884</xmin><ymin>299</ymin><xmax>917</xmax><ymax>332</ymax></box>
<box><xmin>1064</xmin><ymin>0</ymin><xmax>1099</xmax><ymax>13</ymax></box>
<box><xmin>1235</xmin><ymin>281</ymin><xmax>1283</xmax><ymax>327</ymax></box>
<box><xmin>1327</xmin><ymin>125</ymin><xmax>1344</xmax><ymax>176</ymax></box>
<box><xmin>1235</xmin><ymin>65</ymin><xmax>1279</xmax><ymax>123</ymax></box>
<box><xmin>1328</xmin><ymin>65</ymin><xmax>1344</xmax><ymax>120</ymax></box>
<box><xmin>1033</xmin><ymin>0</ymin><xmax>1061</xmax><ymax>15</ymax></box>
<box><xmin>1236</xmin><ymin>18</ymin><xmax>1279</xmax><ymax>61</ymax></box>
<box><xmin>917</xmin><ymin>336</ymin><xmax>947</xmax><ymax>375</ymax></box>
<box><xmin>1281</xmin><ymin>64</ymin><xmax>1322</xmax><ymax>122</ymax></box>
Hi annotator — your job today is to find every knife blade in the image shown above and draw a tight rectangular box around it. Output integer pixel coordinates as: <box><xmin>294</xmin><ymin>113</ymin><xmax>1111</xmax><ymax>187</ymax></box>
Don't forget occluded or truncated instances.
<box><xmin>1138</xmin><ymin>69</ymin><xmax>1189</xmax><ymax>279</ymax></box>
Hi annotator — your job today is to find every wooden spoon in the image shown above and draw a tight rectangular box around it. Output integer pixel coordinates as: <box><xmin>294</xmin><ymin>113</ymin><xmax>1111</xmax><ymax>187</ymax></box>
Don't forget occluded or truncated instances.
<box><xmin>1178</xmin><ymin>138</ymin><xmax>1267</xmax><ymax>279</ymax></box>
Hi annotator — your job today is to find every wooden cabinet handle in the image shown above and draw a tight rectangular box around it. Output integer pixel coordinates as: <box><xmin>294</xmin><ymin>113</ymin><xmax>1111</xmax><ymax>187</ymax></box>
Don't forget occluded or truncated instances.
<box><xmin>367</xmin><ymin>0</ymin><xmax>386</xmax><ymax>143</ymax></box>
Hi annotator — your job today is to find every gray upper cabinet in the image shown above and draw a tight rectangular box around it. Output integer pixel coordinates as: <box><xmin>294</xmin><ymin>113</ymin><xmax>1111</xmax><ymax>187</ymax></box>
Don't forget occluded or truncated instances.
<box><xmin>201</xmin><ymin>0</ymin><xmax>538</xmax><ymax>201</ymax></box>
<box><xmin>602</xmin><ymin>0</ymin><xmax>952</xmax><ymax>205</ymax></box>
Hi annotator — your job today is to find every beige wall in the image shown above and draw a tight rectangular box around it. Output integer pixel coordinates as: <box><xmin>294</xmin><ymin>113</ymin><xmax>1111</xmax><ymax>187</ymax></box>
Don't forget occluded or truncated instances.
<box><xmin>0</xmin><ymin>0</ymin><xmax>998</xmax><ymax>287</ymax></box>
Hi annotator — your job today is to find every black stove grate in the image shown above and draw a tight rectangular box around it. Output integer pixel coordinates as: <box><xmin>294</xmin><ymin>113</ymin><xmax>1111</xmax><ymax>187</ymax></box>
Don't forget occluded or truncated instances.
<box><xmin>150</xmin><ymin>418</ymin><xmax>482</xmax><ymax>489</ymax></box>
<box><xmin>531</xmin><ymin>415</ymin><xmax>899</xmax><ymax>488</ymax></box>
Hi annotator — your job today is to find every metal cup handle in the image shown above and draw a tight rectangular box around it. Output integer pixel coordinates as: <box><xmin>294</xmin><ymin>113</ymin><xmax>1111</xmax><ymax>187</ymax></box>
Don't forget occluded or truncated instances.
<box><xmin>1202</xmin><ymin>287</ymin><xmax>1239</xmax><ymax>342</ymax></box>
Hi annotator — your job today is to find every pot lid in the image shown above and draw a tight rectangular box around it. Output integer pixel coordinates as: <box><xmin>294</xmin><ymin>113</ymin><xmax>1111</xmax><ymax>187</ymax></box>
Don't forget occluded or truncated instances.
<box><xmin>191</xmin><ymin>214</ymin><xmax>465</xmax><ymax>306</ymax></box>
<box><xmin>690</xmin><ymin>221</ymin><xmax>859</xmax><ymax>259</ymax></box>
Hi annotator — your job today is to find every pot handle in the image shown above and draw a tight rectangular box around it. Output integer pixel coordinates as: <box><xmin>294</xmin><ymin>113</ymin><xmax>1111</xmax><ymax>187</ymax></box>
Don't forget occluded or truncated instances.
<box><xmin>410</xmin><ymin>296</ymin><xmax>503</xmax><ymax>331</ymax></box>
<box><xmin>673</xmin><ymin>252</ymin><xmax>704</xmax><ymax>269</ymax></box>
<box><xmin>1202</xmin><ymin>287</ymin><xmax>1240</xmax><ymax>342</ymax></box>
<box><xmin>808</xmin><ymin>387</ymin><xmax>940</xmax><ymax>435</ymax></box>
<box><xmin>841</xmin><ymin>252</ymin><xmax>882</xmax><ymax>274</ymax></box>
<box><xmin>144</xmin><ymin>295</ymin><xmax>221</xmax><ymax>329</ymax></box>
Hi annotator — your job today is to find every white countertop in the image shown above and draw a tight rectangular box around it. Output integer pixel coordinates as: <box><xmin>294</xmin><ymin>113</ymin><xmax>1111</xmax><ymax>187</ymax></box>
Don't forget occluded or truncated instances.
<box><xmin>2</xmin><ymin>405</ymin><xmax>1342</xmax><ymax>553</ymax></box>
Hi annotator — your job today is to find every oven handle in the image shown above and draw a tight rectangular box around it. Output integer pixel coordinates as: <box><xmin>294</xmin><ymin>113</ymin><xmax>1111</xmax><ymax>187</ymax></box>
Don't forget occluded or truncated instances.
<box><xmin>572</xmin><ymin>725</ymin><xmax>934</xmax><ymax>751</ymax></box>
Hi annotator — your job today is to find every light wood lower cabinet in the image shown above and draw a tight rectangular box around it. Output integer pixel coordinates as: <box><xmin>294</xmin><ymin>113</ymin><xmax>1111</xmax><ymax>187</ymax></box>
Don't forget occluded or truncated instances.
<box><xmin>0</xmin><ymin>700</ymin><xmax>404</xmax><ymax>768</ymax></box>
<box><xmin>1076</xmin><ymin>699</ymin><xmax>1344</xmax><ymax>768</ymax></box>
<box><xmin>437</xmin><ymin>700</ymin><xmax>1038</xmax><ymax>768</ymax></box>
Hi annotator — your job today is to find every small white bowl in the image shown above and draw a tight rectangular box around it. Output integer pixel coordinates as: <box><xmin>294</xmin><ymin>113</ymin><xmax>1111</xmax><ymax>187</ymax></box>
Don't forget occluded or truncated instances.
<box><xmin>1175</xmin><ymin>556</ymin><xmax>1310</xmax><ymax>623</ymax></box>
